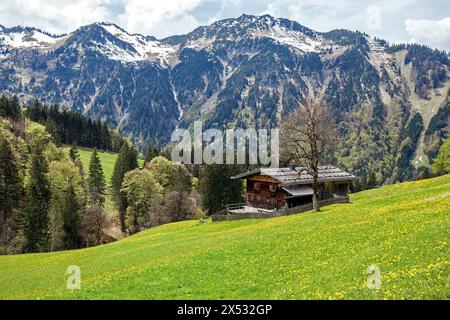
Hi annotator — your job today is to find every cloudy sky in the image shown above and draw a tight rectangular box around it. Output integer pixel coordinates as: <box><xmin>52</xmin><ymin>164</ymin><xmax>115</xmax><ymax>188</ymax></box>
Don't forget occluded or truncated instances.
<box><xmin>1</xmin><ymin>0</ymin><xmax>449</xmax><ymax>50</ymax></box>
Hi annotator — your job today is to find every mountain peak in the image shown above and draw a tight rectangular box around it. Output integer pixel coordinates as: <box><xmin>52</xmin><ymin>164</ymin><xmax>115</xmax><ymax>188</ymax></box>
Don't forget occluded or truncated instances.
<box><xmin>209</xmin><ymin>13</ymin><xmax>279</xmax><ymax>29</ymax></box>
<box><xmin>65</xmin><ymin>21</ymin><xmax>175</xmax><ymax>65</ymax></box>
<box><xmin>236</xmin><ymin>13</ymin><xmax>275</xmax><ymax>23</ymax></box>
<box><xmin>180</xmin><ymin>13</ymin><xmax>324</xmax><ymax>53</ymax></box>
<box><xmin>77</xmin><ymin>22</ymin><xmax>157</xmax><ymax>42</ymax></box>
<box><xmin>234</xmin><ymin>14</ymin><xmax>313</xmax><ymax>32</ymax></box>
<box><xmin>0</xmin><ymin>25</ymin><xmax>67</xmax><ymax>49</ymax></box>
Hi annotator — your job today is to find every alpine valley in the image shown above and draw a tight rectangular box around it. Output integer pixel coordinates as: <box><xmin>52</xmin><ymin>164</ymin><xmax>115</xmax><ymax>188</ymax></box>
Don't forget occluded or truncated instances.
<box><xmin>0</xmin><ymin>14</ymin><xmax>449</xmax><ymax>186</ymax></box>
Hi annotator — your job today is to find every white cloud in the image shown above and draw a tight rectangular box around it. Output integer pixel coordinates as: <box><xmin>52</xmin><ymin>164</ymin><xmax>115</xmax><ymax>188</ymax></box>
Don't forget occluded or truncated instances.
<box><xmin>260</xmin><ymin>2</ymin><xmax>283</xmax><ymax>17</ymax></box>
<box><xmin>0</xmin><ymin>0</ymin><xmax>208</xmax><ymax>37</ymax></box>
<box><xmin>117</xmin><ymin>0</ymin><xmax>205</xmax><ymax>36</ymax></box>
<box><xmin>207</xmin><ymin>0</ymin><xmax>243</xmax><ymax>25</ymax></box>
<box><xmin>0</xmin><ymin>0</ymin><xmax>113</xmax><ymax>35</ymax></box>
<box><xmin>405</xmin><ymin>17</ymin><xmax>450</xmax><ymax>51</ymax></box>
<box><xmin>0</xmin><ymin>0</ymin><xmax>448</xmax><ymax>49</ymax></box>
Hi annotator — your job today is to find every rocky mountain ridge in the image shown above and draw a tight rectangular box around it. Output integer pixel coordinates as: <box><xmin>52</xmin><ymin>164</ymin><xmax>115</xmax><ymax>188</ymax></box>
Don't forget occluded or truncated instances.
<box><xmin>1</xmin><ymin>14</ymin><xmax>448</xmax><ymax>185</ymax></box>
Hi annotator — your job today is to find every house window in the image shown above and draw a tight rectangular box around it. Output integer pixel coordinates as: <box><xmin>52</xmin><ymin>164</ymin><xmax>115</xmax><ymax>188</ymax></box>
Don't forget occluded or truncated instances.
<box><xmin>269</xmin><ymin>184</ymin><xmax>277</xmax><ymax>194</ymax></box>
<box><xmin>335</xmin><ymin>184</ymin><xmax>348</xmax><ymax>196</ymax></box>
<box><xmin>254</xmin><ymin>182</ymin><xmax>261</xmax><ymax>192</ymax></box>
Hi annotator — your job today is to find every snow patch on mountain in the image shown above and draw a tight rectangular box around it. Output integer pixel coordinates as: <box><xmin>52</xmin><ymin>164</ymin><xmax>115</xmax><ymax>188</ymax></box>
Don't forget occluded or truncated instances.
<box><xmin>98</xmin><ymin>23</ymin><xmax>176</xmax><ymax>64</ymax></box>
<box><xmin>366</xmin><ymin>37</ymin><xmax>385</xmax><ymax>52</ymax></box>
<box><xmin>185</xmin><ymin>36</ymin><xmax>216</xmax><ymax>51</ymax></box>
<box><xmin>0</xmin><ymin>28</ymin><xmax>67</xmax><ymax>49</ymax></box>
<box><xmin>265</xmin><ymin>24</ymin><xmax>324</xmax><ymax>52</ymax></box>
<box><xmin>185</xmin><ymin>15</ymin><xmax>327</xmax><ymax>53</ymax></box>
<box><xmin>251</xmin><ymin>20</ymin><xmax>326</xmax><ymax>53</ymax></box>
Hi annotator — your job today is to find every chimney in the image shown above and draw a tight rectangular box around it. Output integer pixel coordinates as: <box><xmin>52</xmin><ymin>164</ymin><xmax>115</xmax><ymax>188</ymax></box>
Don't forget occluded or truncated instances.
<box><xmin>289</xmin><ymin>159</ymin><xmax>296</xmax><ymax>171</ymax></box>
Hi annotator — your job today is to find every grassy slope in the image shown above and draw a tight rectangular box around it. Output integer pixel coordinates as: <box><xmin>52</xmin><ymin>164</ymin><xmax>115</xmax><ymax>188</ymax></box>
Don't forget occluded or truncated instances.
<box><xmin>63</xmin><ymin>147</ymin><xmax>119</xmax><ymax>182</ymax></box>
<box><xmin>0</xmin><ymin>175</ymin><xmax>448</xmax><ymax>300</ymax></box>
<box><xmin>63</xmin><ymin>147</ymin><xmax>144</xmax><ymax>216</ymax></box>
<box><xmin>63</xmin><ymin>147</ymin><xmax>144</xmax><ymax>182</ymax></box>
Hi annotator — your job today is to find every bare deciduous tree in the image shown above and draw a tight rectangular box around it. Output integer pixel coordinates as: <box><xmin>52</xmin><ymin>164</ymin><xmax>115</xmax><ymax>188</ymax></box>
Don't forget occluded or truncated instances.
<box><xmin>280</xmin><ymin>95</ymin><xmax>337</xmax><ymax>212</ymax></box>
<box><xmin>83</xmin><ymin>205</ymin><xmax>108</xmax><ymax>247</ymax></box>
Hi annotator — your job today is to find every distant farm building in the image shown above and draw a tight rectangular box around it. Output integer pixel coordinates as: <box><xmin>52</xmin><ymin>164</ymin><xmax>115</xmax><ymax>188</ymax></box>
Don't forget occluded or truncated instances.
<box><xmin>215</xmin><ymin>166</ymin><xmax>356</xmax><ymax>221</ymax></box>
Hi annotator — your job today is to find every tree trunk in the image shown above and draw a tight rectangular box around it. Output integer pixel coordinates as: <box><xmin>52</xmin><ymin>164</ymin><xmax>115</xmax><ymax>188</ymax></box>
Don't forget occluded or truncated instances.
<box><xmin>312</xmin><ymin>191</ymin><xmax>319</xmax><ymax>212</ymax></box>
<box><xmin>119</xmin><ymin>208</ymin><xmax>127</xmax><ymax>233</ymax></box>
<box><xmin>312</xmin><ymin>170</ymin><xmax>320</xmax><ymax>212</ymax></box>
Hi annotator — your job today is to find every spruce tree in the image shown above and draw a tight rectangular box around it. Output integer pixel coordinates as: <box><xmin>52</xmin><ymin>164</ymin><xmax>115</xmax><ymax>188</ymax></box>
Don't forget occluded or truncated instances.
<box><xmin>111</xmin><ymin>142</ymin><xmax>138</xmax><ymax>232</ymax></box>
<box><xmin>144</xmin><ymin>145</ymin><xmax>160</xmax><ymax>165</ymax></box>
<box><xmin>432</xmin><ymin>137</ymin><xmax>450</xmax><ymax>174</ymax></box>
<box><xmin>88</xmin><ymin>149</ymin><xmax>106</xmax><ymax>207</ymax></box>
<box><xmin>70</xmin><ymin>144</ymin><xmax>86</xmax><ymax>195</ymax></box>
<box><xmin>199</xmin><ymin>164</ymin><xmax>244</xmax><ymax>215</ymax></box>
<box><xmin>69</xmin><ymin>143</ymin><xmax>80</xmax><ymax>161</ymax></box>
<box><xmin>22</xmin><ymin>144</ymin><xmax>50</xmax><ymax>253</ymax></box>
<box><xmin>0</xmin><ymin>135</ymin><xmax>22</xmax><ymax>236</ymax></box>
<box><xmin>45</xmin><ymin>118</ymin><xmax>61</xmax><ymax>146</ymax></box>
<box><xmin>62</xmin><ymin>185</ymin><xmax>80</xmax><ymax>249</ymax></box>
<box><xmin>101</xmin><ymin>122</ymin><xmax>112</xmax><ymax>151</ymax></box>
<box><xmin>9</xmin><ymin>96</ymin><xmax>21</xmax><ymax>121</ymax></box>
<box><xmin>0</xmin><ymin>95</ymin><xmax>20</xmax><ymax>120</ymax></box>
<box><xmin>0</xmin><ymin>95</ymin><xmax>8</xmax><ymax>118</ymax></box>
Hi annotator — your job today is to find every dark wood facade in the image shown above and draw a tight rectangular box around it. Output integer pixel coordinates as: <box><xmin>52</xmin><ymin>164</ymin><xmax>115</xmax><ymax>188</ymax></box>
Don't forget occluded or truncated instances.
<box><xmin>246</xmin><ymin>176</ymin><xmax>287</xmax><ymax>210</ymax></box>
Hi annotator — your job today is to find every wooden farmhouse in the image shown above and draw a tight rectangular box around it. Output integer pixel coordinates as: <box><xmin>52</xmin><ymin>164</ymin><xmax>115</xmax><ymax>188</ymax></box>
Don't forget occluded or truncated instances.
<box><xmin>231</xmin><ymin>166</ymin><xmax>357</xmax><ymax>212</ymax></box>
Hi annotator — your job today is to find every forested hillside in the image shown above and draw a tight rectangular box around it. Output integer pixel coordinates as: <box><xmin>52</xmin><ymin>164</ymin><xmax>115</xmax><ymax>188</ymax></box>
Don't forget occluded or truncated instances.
<box><xmin>26</xmin><ymin>100</ymin><xmax>121</xmax><ymax>152</ymax></box>
<box><xmin>0</xmin><ymin>95</ymin><xmax>125</xmax><ymax>254</ymax></box>
<box><xmin>0</xmin><ymin>96</ymin><xmax>246</xmax><ymax>255</ymax></box>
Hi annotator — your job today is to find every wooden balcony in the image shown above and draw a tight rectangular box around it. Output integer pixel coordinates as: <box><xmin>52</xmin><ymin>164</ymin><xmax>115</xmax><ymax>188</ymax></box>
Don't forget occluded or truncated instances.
<box><xmin>213</xmin><ymin>195</ymin><xmax>350</xmax><ymax>222</ymax></box>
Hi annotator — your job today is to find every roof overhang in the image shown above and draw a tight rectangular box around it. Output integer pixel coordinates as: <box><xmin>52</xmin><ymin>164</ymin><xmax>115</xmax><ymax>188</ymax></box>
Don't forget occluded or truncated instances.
<box><xmin>282</xmin><ymin>186</ymin><xmax>313</xmax><ymax>198</ymax></box>
<box><xmin>281</xmin><ymin>176</ymin><xmax>358</xmax><ymax>186</ymax></box>
<box><xmin>232</xmin><ymin>166</ymin><xmax>357</xmax><ymax>184</ymax></box>
<box><xmin>231</xmin><ymin>169</ymin><xmax>261</xmax><ymax>180</ymax></box>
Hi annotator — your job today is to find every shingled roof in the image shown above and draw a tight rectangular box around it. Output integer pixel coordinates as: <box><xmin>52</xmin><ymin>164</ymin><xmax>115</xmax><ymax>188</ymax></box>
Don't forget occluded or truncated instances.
<box><xmin>232</xmin><ymin>166</ymin><xmax>357</xmax><ymax>186</ymax></box>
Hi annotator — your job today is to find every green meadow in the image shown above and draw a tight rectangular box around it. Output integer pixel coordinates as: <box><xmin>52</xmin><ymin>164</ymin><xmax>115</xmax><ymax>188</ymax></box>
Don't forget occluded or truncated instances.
<box><xmin>62</xmin><ymin>147</ymin><xmax>144</xmax><ymax>216</ymax></box>
<box><xmin>64</xmin><ymin>147</ymin><xmax>144</xmax><ymax>182</ymax></box>
<box><xmin>64</xmin><ymin>147</ymin><xmax>121</xmax><ymax>182</ymax></box>
<box><xmin>0</xmin><ymin>175</ymin><xmax>448</xmax><ymax>300</ymax></box>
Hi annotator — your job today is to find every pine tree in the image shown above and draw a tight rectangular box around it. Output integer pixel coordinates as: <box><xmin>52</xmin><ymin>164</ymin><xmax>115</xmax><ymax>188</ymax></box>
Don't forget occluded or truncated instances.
<box><xmin>9</xmin><ymin>96</ymin><xmax>21</xmax><ymax>121</ymax></box>
<box><xmin>45</xmin><ymin>118</ymin><xmax>61</xmax><ymax>146</ymax></box>
<box><xmin>69</xmin><ymin>143</ymin><xmax>80</xmax><ymax>161</ymax></box>
<box><xmin>0</xmin><ymin>95</ymin><xmax>21</xmax><ymax>120</ymax></box>
<box><xmin>144</xmin><ymin>145</ymin><xmax>160</xmax><ymax>165</ymax></box>
<box><xmin>88</xmin><ymin>149</ymin><xmax>106</xmax><ymax>207</ymax></box>
<box><xmin>111</xmin><ymin>142</ymin><xmax>138</xmax><ymax>232</ymax></box>
<box><xmin>199</xmin><ymin>164</ymin><xmax>244</xmax><ymax>215</ymax></box>
<box><xmin>0</xmin><ymin>135</ymin><xmax>22</xmax><ymax>238</ymax></box>
<box><xmin>62</xmin><ymin>185</ymin><xmax>80</xmax><ymax>249</ymax></box>
<box><xmin>22</xmin><ymin>144</ymin><xmax>50</xmax><ymax>253</ymax></box>
<box><xmin>432</xmin><ymin>137</ymin><xmax>450</xmax><ymax>174</ymax></box>
<box><xmin>0</xmin><ymin>95</ymin><xmax>8</xmax><ymax>118</ymax></box>
<box><xmin>27</xmin><ymin>98</ymin><xmax>45</xmax><ymax>122</ymax></box>
<box><xmin>101</xmin><ymin>122</ymin><xmax>112</xmax><ymax>151</ymax></box>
